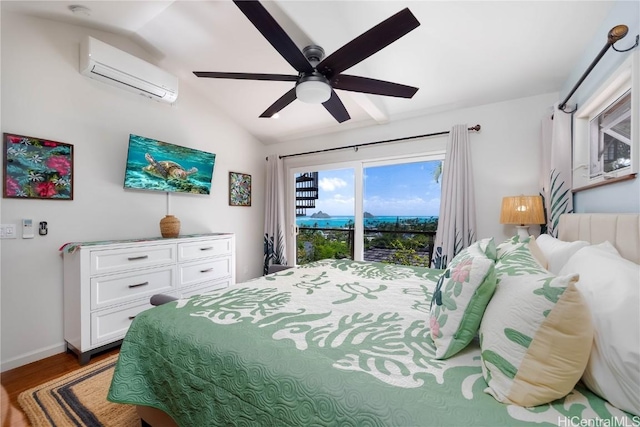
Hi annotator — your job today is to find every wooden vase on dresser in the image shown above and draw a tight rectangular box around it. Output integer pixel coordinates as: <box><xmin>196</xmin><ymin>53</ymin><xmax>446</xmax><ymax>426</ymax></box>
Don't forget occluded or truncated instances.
<box><xmin>62</xmin><ymin>233</ymin><xmax>235</xmax><ymax>364</ymax></box>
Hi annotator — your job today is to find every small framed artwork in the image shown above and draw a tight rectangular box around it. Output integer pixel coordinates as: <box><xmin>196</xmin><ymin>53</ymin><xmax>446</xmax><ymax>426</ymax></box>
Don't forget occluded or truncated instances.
<box><xmin>229</xmin><ymin>171</ymin><xmax>251</xmax><ymax>206</ymax></box>
<box><xmin>3</xmin><ymin>133</ymin><xmax>74</xmax><ymax>200</ymax></box>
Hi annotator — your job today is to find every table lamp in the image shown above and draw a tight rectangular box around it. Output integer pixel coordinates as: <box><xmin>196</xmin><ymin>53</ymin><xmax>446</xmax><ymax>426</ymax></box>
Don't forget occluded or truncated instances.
<box><xmin>500</xmin><ymin>195</ymin><xmax>545</xmax><ymax>239</ymax></box>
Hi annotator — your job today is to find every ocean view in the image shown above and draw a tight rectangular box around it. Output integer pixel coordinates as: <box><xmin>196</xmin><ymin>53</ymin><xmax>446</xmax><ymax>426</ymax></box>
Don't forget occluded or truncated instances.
<box><xmin>296</xmin><ymin>215</ymin><xmax>438</xmax><ymax>229</ymax></box>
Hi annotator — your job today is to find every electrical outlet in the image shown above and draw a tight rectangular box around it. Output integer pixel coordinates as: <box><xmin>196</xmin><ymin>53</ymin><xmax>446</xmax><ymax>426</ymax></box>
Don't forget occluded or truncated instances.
<box><xmin>0</xmin><ymin>224</ymin><xmax>17</xmax><ymax>239</ymax></box>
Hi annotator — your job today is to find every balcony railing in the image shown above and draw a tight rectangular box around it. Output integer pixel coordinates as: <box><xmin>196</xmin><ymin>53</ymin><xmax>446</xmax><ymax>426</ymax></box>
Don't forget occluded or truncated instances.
<box><xmin>297</xmin><ymin>226</ymin><xmax>436</xmax><ymax>267</ymax></box>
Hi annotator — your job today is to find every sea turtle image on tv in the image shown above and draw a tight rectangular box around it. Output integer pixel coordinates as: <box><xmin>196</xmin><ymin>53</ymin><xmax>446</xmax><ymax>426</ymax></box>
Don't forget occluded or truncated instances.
<box><xmin>143</xmin><ymin>153</ymin><xmax>198</xmax><ymax>180</ymax></box>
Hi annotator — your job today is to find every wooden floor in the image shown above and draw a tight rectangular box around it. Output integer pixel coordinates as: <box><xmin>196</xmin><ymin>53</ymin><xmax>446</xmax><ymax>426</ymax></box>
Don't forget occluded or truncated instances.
<box><xmin>1</xmin><ymin>347</ymin><xmax>120</xmax><ymax>427</ymax></box>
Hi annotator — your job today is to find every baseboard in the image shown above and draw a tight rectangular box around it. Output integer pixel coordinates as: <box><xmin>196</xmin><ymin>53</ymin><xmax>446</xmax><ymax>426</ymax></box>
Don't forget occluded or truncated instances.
<box><xmin>1</xmin><ymin>342</ymin><xmax>66</xmax><ymax>372</ymax></box>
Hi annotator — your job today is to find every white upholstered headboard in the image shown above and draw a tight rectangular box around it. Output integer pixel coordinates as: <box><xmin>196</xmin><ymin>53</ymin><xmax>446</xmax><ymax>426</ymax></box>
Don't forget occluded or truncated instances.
<box><xmin>558</xmin><ymin>214</ymin><xmax>640</xmax><ymax>264</ymax></box>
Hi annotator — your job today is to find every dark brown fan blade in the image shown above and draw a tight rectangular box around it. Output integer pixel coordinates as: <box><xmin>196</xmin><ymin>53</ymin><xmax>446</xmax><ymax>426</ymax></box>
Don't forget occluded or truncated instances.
<box><xmin>317</xmin><ymin>8</ymin><xmax>419</xmax><ymax>77</ymax></box>
<box><xmin>194</xmin><ymin>71</ymin><xmax>298</xmax><ymax>82</ymax></box>
<box><xmin>322</xmin><ymin>90</ymin><xmax>350</xmax><ymax>123</ymax></box>
<box><xmin>259</xmin><ymin>88</ymin><xmax>298</xmax><ymax>118</ymax></box>
<box><xmin>233</xmin><ymin>0</ymin><xmax>313</xmax><ymax>74</ymax></box>
<box><xmin>332</xmin><ymin>74</ymin><xmax>418</xmax><ymax>98</ymax></box>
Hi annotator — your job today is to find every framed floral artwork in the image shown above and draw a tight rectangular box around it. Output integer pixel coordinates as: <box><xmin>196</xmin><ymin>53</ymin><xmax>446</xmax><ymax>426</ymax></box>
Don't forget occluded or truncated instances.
<box><xmin>229</xmin><ymin>171</ymin><xmax>251</xmax><ymax>206</ymax></box>
<box><xmin>3</xmin><ymin>133</ymin><xmax>74</xmax><ymax>200</ymax></box>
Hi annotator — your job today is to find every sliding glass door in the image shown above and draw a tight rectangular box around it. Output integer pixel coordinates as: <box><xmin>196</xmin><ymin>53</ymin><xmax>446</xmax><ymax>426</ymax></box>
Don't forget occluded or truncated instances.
<box><xmin>362</xmin><ymin>160</ymin><xmax>441</xmax><ymax>267</ymax></box>
<box><xmin>294</xmin><ymin>167</ymin><xmax>356</xmax><ymax>264</ymax></box>
<box><xmin>290</xmin><ymin>154</ymin><xmax>443</xmax><ymax>266</ymax></box>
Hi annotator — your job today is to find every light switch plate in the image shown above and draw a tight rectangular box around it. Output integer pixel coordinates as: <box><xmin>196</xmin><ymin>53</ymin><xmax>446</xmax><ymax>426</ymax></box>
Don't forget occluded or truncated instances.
<box><xmin>0</xmin><ymin>224</ymin><xmax>17</xmax><ymax>239</ymax></box>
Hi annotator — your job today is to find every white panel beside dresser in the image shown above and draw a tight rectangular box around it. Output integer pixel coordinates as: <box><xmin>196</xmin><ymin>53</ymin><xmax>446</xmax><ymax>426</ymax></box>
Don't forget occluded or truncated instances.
<box><xmin>62</xmin><ymin>233</ymin><xmax>235</xmax><ymax>364</ymax></box>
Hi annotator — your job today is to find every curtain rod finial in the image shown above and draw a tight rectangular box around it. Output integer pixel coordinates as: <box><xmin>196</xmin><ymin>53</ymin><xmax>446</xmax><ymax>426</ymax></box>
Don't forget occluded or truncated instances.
<box><xmin>470</xmin><ymin>124</ymin><xmax>481</xmax><ymax>132</ymax></box>
<box><xmin>608</xmin><ymin>25</ymin><xmax>628</xmax><ymax>44</ymax></box>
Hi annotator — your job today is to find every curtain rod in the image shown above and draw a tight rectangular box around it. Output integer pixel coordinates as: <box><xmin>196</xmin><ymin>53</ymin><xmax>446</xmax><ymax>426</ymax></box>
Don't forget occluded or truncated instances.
<box><xmin>558</xmin><ymin>24</ymin><xmax>638</xmax><ymax>114</ymax></box>
<box><xmin>266</xmin><ymin>124</ymin><xmax>481</xmax><ymax>160</ymax></box>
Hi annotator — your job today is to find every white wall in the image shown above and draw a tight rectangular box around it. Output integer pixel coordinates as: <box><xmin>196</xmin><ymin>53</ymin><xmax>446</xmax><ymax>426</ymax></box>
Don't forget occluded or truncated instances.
<box><xmin>269</xmin><ymin>92</ymin><xmax>559</xmax><ymax>247</ymax></box>
<box><xmin>0</xmin><ymin>12</ymin><xmax>266</xmax><ymax>370</ymax></box>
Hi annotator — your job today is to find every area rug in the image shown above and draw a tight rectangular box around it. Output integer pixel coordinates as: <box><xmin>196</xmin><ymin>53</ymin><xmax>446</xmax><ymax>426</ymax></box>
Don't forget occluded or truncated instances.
<box><xmin>18</xmin><ymin>354</ymin><xmax>139</xmax><ymax>427</ymax></box>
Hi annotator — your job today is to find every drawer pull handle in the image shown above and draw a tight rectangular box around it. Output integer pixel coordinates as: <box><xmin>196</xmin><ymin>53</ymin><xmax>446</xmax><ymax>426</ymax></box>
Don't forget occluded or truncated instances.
<box><xmin>199</xmin><ymin>247</ymin><xmax>214</xmax><ymax>251</ymax></box>
<box><xmin>200</xmin><ymin>268</ymin><xmax>214</xmax><ymax>273</ymax></box>
<box><xmin>129</xmin><ymin>281</ymin><xmax>149</xmax><ymax>288</ymax></box>
<box><xmin>128</xmin><ymin>316</ymin><xmax>136</xmax><ymax>320</ymax></box>
<box><xmin>127</xmin><ymin>255</ymin><xmax>149</xmax><ymax>261</ymax></box>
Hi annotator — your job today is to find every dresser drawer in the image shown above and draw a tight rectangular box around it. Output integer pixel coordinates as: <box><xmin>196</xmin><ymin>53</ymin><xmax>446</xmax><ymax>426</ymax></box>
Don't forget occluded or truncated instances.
<box><xmin>91</xmin><ymin>301</ymin><xmax>152</xmax><ymax>346</ymax></box>
<box><xmin>91</xmin><ymin>244</ymin><xmax>176</xmax><ymax>275</ymax></box>
<box><xmin>178</xmin><ymin>257</ymin><xmax>232</xmax><ymax>288</ymax></box>
<box><xmin>178</xmin><ymin>238</ymin><xmax>232</xmax><ymax>262</ymax></box>
<box><xmin>90</xmin><ymin>266</ymin><xmax>175</xmax><ymax>310</ymax></box>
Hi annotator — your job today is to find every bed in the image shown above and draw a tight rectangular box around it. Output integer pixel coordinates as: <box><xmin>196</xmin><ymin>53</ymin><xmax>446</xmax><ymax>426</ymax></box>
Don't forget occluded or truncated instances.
<box><xmin>108</xmin><ymin>213</ymin><xmax>640</xmax><ymax>426</ymax></box>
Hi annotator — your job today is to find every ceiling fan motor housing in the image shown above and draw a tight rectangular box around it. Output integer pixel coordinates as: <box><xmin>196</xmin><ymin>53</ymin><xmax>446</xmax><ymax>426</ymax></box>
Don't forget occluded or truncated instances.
<box><xmin>302</xmin><ymin>45</ymin><xmax>325</xmax><ymax>66</ymax></box>
<box><xmin>296</xmin><ymin>45</ymin><xmax>332</xmax><ymax>103</ymax></box>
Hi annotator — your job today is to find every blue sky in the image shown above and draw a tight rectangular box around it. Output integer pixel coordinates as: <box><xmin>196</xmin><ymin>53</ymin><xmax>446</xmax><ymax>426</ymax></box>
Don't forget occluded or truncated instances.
<box><xmin>307</xmin><ymin>161</ymin><xmax>442</xmax><ymax>216</ymax></box>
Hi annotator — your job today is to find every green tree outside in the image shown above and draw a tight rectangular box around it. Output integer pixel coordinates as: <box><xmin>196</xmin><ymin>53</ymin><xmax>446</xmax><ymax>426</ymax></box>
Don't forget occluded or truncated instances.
<box><xmin>297</xmin><ymin>217</ymin><xmax>437</xmax><ymax>267</ymax></box>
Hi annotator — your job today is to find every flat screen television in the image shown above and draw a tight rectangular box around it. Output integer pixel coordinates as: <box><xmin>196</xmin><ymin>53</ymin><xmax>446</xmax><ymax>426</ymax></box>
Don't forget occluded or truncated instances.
<box><xmin>123</xmin><ymin>134</ymin><xmax>216</xmax><ymax>195</ymax></box>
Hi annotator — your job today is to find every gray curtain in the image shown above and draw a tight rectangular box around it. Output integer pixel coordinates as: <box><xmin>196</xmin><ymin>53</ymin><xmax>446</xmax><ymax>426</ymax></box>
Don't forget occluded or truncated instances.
<box><xmin>431</xmin><ymin>124</ymin><xmax>477</xmax><ymax>269</ymax></box>
<box><xmin>540</xmin><ymin>104</ymin><xmax>573</xmax><ymax>237</ymax></box>
<box><xmin>264</xmin><ymin>154</ymin><xmax>288</xmax><ymax>274</ymax></box>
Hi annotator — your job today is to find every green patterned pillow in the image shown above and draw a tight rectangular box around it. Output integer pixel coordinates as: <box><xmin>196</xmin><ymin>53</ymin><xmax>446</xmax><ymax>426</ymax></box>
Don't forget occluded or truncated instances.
<box><xmin>470</xmin><ymin>236</ymin><xmax>498</xmax><ymax>261</ymax></box>
<box><xmin>429</xmin><ymin>238</ymin><xmax>497</xmax><ymax>359</ymax></box>
<box><xmin>496</xmin><ymin>234</ymin><xmax>531</xmax><ymax>258</ymax></box>
<box><xmin>496</xmin><ymin>235</ymin><xmax>546</xmax><ymax>272</ymax></box>
<box><xmin>478</xmin><ymin>242</ymin><xmax>593</xmax><ymax>406</ymax></box>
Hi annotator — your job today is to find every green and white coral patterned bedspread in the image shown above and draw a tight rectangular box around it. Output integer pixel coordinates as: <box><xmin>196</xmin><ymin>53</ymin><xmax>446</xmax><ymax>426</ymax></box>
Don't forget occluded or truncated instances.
<box><xmin>108</xmin><ymin>259</ymin><xmax>633</xmax><ymax>427</ymax></box>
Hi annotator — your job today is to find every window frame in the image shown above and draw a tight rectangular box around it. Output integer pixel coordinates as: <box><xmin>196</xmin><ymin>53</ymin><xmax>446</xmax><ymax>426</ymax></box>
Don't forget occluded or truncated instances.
<box><xmin>588</xmin><ymin>87</ymin><xmax>631</xmax><ymax>179</ymax></box>
<box><xmin>573</xmin><ymin>50</ymin><xmax>638</xmax><ymax>190</ymax></box>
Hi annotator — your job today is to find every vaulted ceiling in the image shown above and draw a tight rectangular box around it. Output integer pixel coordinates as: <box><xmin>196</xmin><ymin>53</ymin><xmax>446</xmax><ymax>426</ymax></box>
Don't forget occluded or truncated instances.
<box><xmin>2</xmin><ymin>1</ymin><xmax>617</xmax><ymax>144</ymax></box>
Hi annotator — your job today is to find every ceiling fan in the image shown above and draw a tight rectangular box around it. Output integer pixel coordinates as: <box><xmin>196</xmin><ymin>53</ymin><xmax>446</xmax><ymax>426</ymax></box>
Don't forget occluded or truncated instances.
<box><xmin>194</xmin><ymin>0</ymin><xmax>420</xmax><ymax>123</ymax></box>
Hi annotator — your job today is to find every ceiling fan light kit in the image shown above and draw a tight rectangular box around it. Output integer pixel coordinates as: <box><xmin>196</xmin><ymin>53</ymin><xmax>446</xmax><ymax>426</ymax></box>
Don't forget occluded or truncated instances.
<box><xmin>194</xmin><ymin>0</ymin><xmax>420</xmax><ymax>122</ymax></box>
<box><xmin>296</xmin><ymin>76</ymin><xmax>331</xmax><ymax>104</ymax></box>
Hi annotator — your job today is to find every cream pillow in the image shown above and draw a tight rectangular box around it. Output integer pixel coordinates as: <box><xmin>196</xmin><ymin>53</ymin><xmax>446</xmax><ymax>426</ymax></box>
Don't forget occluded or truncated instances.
<box><xmin>536</xmin><ymin>234</ymin><xmax>589</xmax><ymax>274</ymax></box>
<box><xmin>479</xmin><ymin>239</ymin><xmax>593</xmax><ymax>407</ymax></box>
<box><xmin>559</xmin><ymin>243</ymin><xmax>640</xmax><ymax>415</ymax></box>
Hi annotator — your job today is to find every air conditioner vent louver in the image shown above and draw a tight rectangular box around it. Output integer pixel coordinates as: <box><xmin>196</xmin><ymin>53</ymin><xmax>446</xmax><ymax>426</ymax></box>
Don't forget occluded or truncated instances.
<box><xmin>80</xmin><ymin>36</ymin><xmax>178</xmax><ymax>104</ymax></box>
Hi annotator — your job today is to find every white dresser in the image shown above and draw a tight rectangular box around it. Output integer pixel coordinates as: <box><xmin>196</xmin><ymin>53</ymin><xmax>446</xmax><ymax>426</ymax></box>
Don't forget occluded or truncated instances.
<box><xmin>62</xmin><ymin>233</ymin><xmax>235</xmax><ymax>364</ymax></box>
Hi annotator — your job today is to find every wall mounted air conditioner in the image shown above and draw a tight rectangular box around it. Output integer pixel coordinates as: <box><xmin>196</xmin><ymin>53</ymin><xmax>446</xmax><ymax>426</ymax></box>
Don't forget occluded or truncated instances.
<box><xmin>80</xmin><ymin>36</ymin><xmax>178</xmax><ymax>104</ymax></box>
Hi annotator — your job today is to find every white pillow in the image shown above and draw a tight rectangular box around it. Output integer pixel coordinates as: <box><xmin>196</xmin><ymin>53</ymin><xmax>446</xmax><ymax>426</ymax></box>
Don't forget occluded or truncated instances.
<box><xmin>559</xmin><ymin>243</ymin><xmax>640</xmax><ymax>416</ymax></box>
<box><xmin>536</xmin><ymin>234</ymin><xmax>590</xmax><ymax>274</ymax></box>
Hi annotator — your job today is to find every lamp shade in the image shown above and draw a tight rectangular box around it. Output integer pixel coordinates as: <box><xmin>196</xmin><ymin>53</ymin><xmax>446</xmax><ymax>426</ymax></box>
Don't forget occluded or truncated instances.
<box><xmin>500</xmin><ymin>195</ymin><xmax>545</xmax><ymax>226</ymax></box>
<box><xmin>296</xmin><ymin>80</ymin><xmax>331</xmax><ymax>104</ymax></box>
